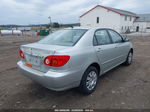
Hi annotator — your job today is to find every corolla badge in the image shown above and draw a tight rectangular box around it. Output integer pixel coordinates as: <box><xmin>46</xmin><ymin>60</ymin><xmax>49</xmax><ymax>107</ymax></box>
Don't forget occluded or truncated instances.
<box><xmin>26</xmin><ymin>48</ymin><xmax>32</xmax><ymax>54</ymax></box>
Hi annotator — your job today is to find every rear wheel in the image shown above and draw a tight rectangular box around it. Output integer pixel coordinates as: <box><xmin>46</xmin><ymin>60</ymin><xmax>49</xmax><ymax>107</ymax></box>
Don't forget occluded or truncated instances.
<box><xmin>79</xmin><ymin>66</ymin><xmax>98</xmax><ymax>95</ymax></box>
<box><xmin>124</xmin><ymin>51</ymin><xmax>133</xmax><ymax>65</ymax></box>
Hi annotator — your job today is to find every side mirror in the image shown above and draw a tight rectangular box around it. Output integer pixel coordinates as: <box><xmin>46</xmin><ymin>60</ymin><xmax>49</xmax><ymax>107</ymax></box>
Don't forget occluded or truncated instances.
<box><xmin>122</xmin><ymin>37</ymin><xmax>129</xmax><ymax>42</ymax></box>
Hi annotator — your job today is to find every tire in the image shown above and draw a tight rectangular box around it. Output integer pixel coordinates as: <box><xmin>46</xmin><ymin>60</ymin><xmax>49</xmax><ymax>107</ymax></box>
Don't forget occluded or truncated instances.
<box><xmin>124</xmin><ymin>50</ymin><xmax>133</xmax><ymax>66</ymax></box>
<box><xmin>79</xmin><ymin>66</ymin><xmax>98</xmax><ymax>95</ymax></box>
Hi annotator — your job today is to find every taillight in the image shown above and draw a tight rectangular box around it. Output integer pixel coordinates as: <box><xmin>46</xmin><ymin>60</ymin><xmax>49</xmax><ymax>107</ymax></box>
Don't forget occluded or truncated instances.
<box><xmin>19</xmin><ymin>50</ymin><xmax>25</xmax><ymax>59</ymax></box>
<box><xmin>44</xmin><ymin>56</ymin><xmax>70</xmax><ymax>67</ymax></box>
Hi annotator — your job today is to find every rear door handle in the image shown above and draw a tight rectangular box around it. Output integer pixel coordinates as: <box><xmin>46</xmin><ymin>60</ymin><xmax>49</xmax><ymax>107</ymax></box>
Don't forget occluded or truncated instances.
<box><xmin>115</xmin><ymin>45</ymin><xmax>118</xmax><ymax>48</ymax></box>
<box><xmin>115</xmin><ymin>43</ymin><xmax>121</xmax><ymax>48</ymax></box>
<box><xmin>97</xmin><ymin>48</ymin><xmax>102</xmax><ymax>52</ymax></box>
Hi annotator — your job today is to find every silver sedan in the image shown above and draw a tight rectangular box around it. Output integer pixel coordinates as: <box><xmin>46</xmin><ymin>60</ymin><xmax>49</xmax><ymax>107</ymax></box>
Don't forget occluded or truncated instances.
<box><xmin>17</xmin><ymin>27</ymin><xmax>133</xmax><ymax>94</ymax></box>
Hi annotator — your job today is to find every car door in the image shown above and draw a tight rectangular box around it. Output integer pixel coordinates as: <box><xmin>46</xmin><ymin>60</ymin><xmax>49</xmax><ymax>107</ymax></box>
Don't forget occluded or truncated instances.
<box><xmin>108</xmin><ymin>30</ymin><xmax>129</xmax><ymax>64</ymax></box>
<box><xmin>93</xmin><ymin>29</ymin><xmax>119</xmax><ymax>73</ymax></box>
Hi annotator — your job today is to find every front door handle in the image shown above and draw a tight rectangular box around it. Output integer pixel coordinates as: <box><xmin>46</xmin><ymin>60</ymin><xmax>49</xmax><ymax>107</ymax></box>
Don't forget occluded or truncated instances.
<box><xmin>115</xmin><ymin>45</ymin><xmax>118</xmax><ymax>48</ymax></box>
<box><xmin>97</xmin><ymin>48</ymin><xmax>102</xmax><ymax>52</ymax></box>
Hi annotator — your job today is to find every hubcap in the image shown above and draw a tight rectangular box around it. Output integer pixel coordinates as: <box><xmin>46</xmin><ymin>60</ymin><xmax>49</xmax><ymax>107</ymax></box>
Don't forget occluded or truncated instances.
<box><xmin>128</xmin><ymin>52</ymin><xmax>133</xmax><ymax>64</ymax></box>
<box><xmin>86</xmin><ymin>71</ymin><xmax>97</xmax><ymax>91</ymax></box>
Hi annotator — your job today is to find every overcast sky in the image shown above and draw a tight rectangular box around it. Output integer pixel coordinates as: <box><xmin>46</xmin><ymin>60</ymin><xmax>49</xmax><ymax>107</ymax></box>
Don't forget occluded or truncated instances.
<box><xmin>0</xmin><ymin>0</ymin><xmax>150</xmax><ymax>25</ymax></box>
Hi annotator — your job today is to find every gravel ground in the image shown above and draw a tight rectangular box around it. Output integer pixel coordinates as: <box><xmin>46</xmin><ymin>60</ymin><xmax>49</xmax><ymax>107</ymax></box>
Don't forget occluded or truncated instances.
<box><xmin>0</xmin><ymin>35</ymin><xmax>150</xmax><ymax>109</ymax></box>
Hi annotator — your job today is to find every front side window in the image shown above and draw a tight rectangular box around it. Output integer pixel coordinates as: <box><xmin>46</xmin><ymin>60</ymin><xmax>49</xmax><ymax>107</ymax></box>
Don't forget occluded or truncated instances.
<box><xmin>94</xmin><ymin>30</ymin><xmax>111</xmax><ymax>45</ymax></box>
<box><xmin>38</xmin><ymin>29</ymin><xmax>87</xmax><ymax>46</ymax></box>
<box><xmin>108</xmin><ymin>30</ymin><xmax>123</xmax><ymax>43</ymax></box>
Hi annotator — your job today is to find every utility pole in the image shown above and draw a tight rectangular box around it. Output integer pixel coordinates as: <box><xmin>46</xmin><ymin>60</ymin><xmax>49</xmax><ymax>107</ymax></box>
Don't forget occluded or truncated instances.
<box><xmin>48</xmin><ymin>16</ymin><xmax>52</xmax><ymax>28</ymax></box>
<box><xmin>48</xmin><ymin>16</ymin><xmax>52</xmax><ymax>33</ymax></box>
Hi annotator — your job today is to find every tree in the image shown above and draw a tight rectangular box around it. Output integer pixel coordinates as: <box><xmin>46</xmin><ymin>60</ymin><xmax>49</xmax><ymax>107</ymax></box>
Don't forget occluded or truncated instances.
<box><xmin>53</xmin><ymin>22</ymin><xmax>60</xmax><ymax>28</ymax></box>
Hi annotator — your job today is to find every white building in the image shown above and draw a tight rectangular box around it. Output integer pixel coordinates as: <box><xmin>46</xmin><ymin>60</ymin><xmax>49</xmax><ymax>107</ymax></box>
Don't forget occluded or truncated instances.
<box><xmin>133</xmin><ymin>14</ymin><xmax>150</xmax><ymax>32</ymax></box>
<box><xmin>80</xmin><ymin>5</ymin><xmax>138</xmax><ymax>33</ymax></box>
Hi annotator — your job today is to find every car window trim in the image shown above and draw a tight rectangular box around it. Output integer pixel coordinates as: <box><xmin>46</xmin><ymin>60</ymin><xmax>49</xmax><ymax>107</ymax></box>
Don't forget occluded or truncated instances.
<box><xmin>93</xmin><ymin>35</ymin><xmax>98</xmax><ymax>46</ymax></box>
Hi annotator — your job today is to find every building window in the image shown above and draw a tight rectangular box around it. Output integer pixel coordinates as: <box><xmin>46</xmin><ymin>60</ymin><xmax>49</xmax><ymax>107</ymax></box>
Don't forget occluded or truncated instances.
<box><xmin>130</xmin><ymin>17</ymin><xmax>132</xmax><ymax>21</ymax></box>
<box><xmin>125</xmin><ymin>16</ymin><xmax>127</xmax><ymax>21</ymax></box>
<box><xmin>147</xmin><ymin>27</ymin><xmax>150</xmax><ymax>29</ymax></box>
<box><xmin>97</xmin><ymin>17</ymin><xmax>99</xmax><ymax>23</ymax></box>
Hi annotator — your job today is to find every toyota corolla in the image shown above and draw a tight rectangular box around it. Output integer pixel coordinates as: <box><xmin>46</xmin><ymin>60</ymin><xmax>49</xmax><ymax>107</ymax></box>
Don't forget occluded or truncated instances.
<box><xmin>17</xmin><ymin>27</ymin><xmax>133</xmax><ymax>94</ymax></box>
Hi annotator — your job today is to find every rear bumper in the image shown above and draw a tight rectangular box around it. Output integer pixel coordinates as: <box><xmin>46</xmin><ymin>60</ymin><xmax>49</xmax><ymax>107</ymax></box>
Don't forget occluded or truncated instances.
<box><xmin>17</xmin><ymin>61</ymin><xmax>81</xmax><ymax>91</ymax></box>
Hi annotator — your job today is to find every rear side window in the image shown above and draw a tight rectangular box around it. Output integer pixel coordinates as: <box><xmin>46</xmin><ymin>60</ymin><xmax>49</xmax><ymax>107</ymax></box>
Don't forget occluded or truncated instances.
<box><xmin>94</xmin><ymin>30</ymin><xmax>111</xmax><ymax>45</ymax></box>
<box><xmin>38</xmin><ymin>29</ymin><xmax>87</xmax><ymax>46</ymax></box>
<box><xmin>108</xmin><ymin>30</ymin><xmax>123</xmax><ymax>43</ymax></box>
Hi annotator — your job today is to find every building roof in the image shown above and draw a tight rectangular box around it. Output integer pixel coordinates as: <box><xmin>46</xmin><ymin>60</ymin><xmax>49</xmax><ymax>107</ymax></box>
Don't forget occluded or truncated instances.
<box><xmin>135</xmin><ymin>14</ymin><xmax>150</xmax><ymax>22</ymax></box>
<box><xmin>80</xmin><ymin>5</ymin><xmax>138</xmax><ymax>18</ymax></box>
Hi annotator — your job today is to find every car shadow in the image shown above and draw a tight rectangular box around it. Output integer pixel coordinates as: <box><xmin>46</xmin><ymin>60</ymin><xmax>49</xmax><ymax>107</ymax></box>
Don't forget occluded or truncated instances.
<box><xmin>28</xmin><ymin>64</ymin><xmax>128</xmax><ymax>98</ymax></box>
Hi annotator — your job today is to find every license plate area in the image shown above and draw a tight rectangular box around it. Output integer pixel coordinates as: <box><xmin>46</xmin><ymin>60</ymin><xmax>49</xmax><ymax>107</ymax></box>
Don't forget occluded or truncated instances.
<box><xmin>25</xmin><ymin>62</ymin><xmax>32</xmax><ymax>68</ymax></box>
<box><xmin>25</xmin><ymin>54</ymin><xmax>41</xmax><ymax>66</ymax></box>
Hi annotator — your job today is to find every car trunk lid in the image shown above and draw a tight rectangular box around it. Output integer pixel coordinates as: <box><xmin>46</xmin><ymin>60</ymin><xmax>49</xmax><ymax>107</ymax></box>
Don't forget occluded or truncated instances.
<box><xmin>21</xmin><ymin>43</ymin><xmax>69</xmax><ymax>72</ymax></box>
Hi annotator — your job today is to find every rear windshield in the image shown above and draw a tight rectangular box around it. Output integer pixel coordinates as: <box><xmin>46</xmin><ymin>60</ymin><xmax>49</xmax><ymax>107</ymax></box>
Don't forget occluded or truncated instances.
<box><xmin>38</xmin><ymin>29</ymin><xmax>87</xmax><ymax>46</ymax></box>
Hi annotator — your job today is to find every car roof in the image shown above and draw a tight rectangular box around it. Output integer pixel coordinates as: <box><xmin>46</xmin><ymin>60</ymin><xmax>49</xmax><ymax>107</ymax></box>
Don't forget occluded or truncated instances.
<box><xmin>65</xmin><ymin>27</ymin><xmax>113</xmax><ymax>30</ymax></box>
<box><xmin>64</xmin><ymin>27</ymin><xmax>91</xmax><ymax>30</ymax></box>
